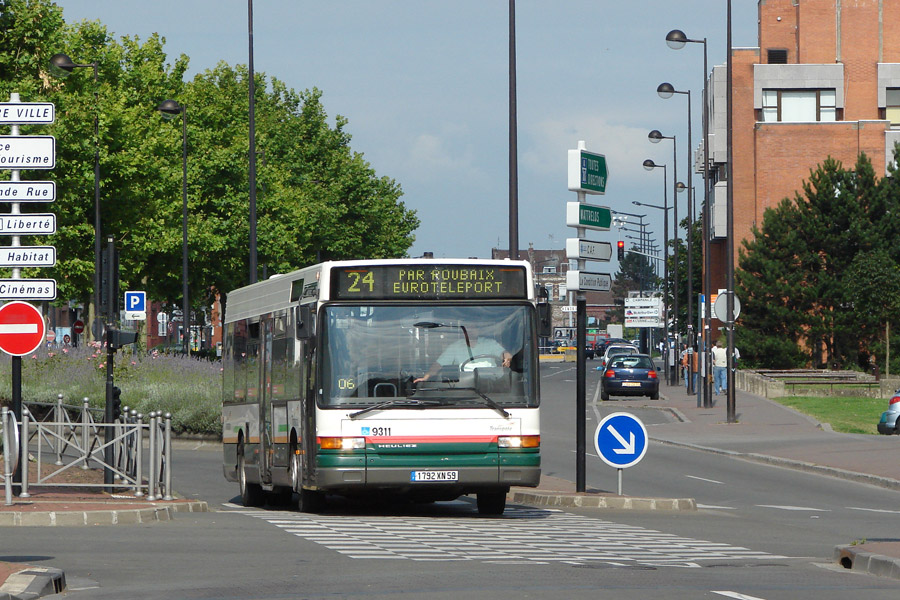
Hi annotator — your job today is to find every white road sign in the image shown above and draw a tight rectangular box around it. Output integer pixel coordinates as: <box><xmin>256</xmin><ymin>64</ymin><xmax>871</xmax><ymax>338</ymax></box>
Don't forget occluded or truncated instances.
<box><xmin>0</xmin><ymin>181</ymin><xmax>56</xmax><ymax>202</ymax></box>
<box><xmin>566</xmin><ymin>270</ymin><xmax>611</xmax><ymax>292</ymax></box>
<box><xmin>0</xmin><ymin>278</ymin><xmax>57</xmax><ymax>300</ymax></box>
<box><xmin>0</xmin><ymin>214</ymin><xmax>56</xmax><ymax>235</ymax></box>
<box><xmin>0</xmin><ymin>103</ymin><xmax>55</xmax><ymax>124</ymax></box>
<box><xmin>0</xmin><ymin>246</ymin><xmax>56</xmax><ymax>267</ymax></box>
<box><xmin>566</xmin><ymin>237</ymin><xmax>612</xmax><ymax>262</ymax></box>
<box><xmin>0</xmin><ymin>136</ymin><xmax>56</xmax><ymax>170</ymax></box>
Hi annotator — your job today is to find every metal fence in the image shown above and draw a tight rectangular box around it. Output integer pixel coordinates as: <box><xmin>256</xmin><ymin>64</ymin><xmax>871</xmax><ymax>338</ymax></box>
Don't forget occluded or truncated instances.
<box><xmin>2</xmin><ymin>395</ymin><xmax>173</xmax><ymax>506</ymax></box>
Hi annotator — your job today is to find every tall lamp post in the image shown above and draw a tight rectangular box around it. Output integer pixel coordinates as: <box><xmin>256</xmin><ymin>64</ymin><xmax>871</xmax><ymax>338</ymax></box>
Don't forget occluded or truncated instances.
<box><xmin>639</xmin><ymin>161</ymin><xmax>673</xmax><ymax>384</ymax></box>
<box><xmin>157</xmin><ymin>100</ymin><xmax>190</xmax><ymax>357</ymax></box>
<box><xmin>48</xmin><ymin>53</ymin><xmax>101</xmax><ymax>337</ymax></box>
<box><xmin>657</xmin><ymin>82</ymin><xmax>695</xmax><ymax>393</ymax></box>
<box><xmin>666</xmin><ymin>28</ymin><xmax>711</xmax><ymax>406</ymax></box>
<box><xmin>648</xmin><ymin>130</ymin><xmax>679</xmax><ymax>384</ymax></box>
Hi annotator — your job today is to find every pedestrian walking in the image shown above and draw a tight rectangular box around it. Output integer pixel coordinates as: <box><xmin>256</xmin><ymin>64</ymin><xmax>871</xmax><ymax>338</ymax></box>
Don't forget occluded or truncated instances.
<box><xmin>712</xmin><ymin>339</ymin><xmax>727</xmax><ymax>395</ymax></box>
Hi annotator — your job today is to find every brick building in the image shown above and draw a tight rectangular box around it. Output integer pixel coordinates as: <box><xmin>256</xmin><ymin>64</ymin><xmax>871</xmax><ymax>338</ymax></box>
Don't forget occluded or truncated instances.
<box><xmin>707</xmin><ymin>0</ymin><xmax>900</xmax><ymax>288</ymax></box>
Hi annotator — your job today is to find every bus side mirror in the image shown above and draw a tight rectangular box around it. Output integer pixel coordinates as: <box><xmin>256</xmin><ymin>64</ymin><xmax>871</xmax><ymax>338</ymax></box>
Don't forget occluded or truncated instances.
<box><xmin>296</xmin><ymin>304</ymin><xmax>316</xmax><ymax>340</ymax></box>
<box><xmin>537</xmin><ymin>303</ymin><xmax>552</xmax><ymax>338</ymax></box>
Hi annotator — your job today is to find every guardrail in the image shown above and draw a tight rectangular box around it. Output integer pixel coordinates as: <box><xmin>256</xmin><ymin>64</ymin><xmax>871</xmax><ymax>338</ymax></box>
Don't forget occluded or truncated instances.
<box><xmin>1</xmin><ymin>396</ymin><xmax>173</xmax><ymax>505</ymax></box>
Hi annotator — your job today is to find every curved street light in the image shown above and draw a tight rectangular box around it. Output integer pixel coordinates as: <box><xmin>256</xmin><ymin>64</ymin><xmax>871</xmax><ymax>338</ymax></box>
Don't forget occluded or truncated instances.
<box><xmin>156</xmin><ymin>100</ymin><xmax>190</xmax><ymax>357</ymax></box>
<box><xmin>667</xmin><ymin>27</ymin><xmax>712</xmax><ymax>407</ymax></box>
<box><xmin>642</xmin><ymin>159</ymin><xmax>673</xmax><ymax>383</ymax></box>
<box><xmin>48</xmin><ymin>53</ymin><xmax>101</xmax><ymax>338</ymax></box>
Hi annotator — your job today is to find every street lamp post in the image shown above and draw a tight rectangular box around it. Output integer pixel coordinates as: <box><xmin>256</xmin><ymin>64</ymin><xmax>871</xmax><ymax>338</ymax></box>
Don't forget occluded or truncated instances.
<box><xmin>648</xmin><ymin>131</ymin><xmax>679</xmax><ymax>384</ymax></box>
<box><xmin>639</xmin><ymin>161</ymin><xmax>673</xmax><ymax>383</ymax></box>
<box><xmin>48</xmin><ymin>53</ymin><xmax>101</xmax><ymax>337</ymax></box>
<box><xmin>666</xmin><ymin>27</ymin><xmax>712</xmax><ymax>408</ymax></box>
<box><xmin>157</xmin><ymin>100</ymin><xmax>190</xmax><ymax>357</ymax></box>
<box><xmin>658</xmin><ymin>83</ymin><xmax>695</xmax><ymax>393</ymax></box>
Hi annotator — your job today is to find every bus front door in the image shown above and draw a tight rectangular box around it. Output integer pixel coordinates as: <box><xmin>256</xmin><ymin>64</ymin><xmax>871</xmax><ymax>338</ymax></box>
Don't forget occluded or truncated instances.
<box><xmin>258</xmin><ymin>318</ymin><xmax>274</xmax><ymax>484</ymax></box>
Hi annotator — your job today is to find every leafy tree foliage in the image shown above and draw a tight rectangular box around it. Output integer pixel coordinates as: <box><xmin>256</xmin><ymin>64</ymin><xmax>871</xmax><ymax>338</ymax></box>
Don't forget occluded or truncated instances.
<box><xmin>735</xmin><ymin>150</ymin><xmax>900</xmax><ymax>369</ymax></box>
<box><xmin>1</xmin><ymin>0</ymin><xmax>419</xmax><ymax>331</ymax></box>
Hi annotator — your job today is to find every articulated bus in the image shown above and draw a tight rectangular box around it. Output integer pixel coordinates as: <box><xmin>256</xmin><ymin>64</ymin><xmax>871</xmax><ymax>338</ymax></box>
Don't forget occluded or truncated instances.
<box><xmin>222</xmin><ymin>259</ymin><xmax>551</xmax><ymax>515</ymax></box>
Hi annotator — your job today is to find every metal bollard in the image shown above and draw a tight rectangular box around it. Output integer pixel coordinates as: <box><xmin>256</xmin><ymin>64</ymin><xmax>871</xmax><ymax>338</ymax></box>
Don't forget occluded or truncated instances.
<box><xmin>3</xmin><ymin>407</ymin><xmax>13</xmax><ymax>506</ymax></box>
<box><xmin>81</xmin><ymin>398</ymin><xmax>90</xmax><ymax>470</ymax></box>
<box><xmin>134</xmin><ymin>412</ymin><xmax>144</xmax><ymax>497</ymax></box>
<box><xmin>147</xmin><ymin>412</ymin><xmax>158</xmax><ymax>501</ymax></box>
<box><xmin>20</xmin><ymin>411</ymin><xmax>30</xmax><ymax>498</ymax></box>
<box><xmin>163</xmin><ymin>413</ymin><xmax>173</xmax><ymax>500</ymax></box>
<box><xmin>55</xmin><ymin>393</ymin><xmax>64</xmax><ymax>465</ymax></box>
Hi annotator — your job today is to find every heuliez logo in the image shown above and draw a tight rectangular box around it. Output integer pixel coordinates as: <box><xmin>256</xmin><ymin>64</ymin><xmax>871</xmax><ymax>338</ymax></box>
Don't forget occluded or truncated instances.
<box><xmin>377</xmin><ymin>443</ymin><xmax>417</xmax><ymax>449</ymax></box>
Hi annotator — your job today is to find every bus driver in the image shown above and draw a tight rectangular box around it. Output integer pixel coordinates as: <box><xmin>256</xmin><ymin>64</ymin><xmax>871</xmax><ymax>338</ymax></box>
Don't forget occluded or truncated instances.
<box><xmin>415</xmin><ymin>325</ymin><xmax>512</xmax><ymax>383</ymax></box>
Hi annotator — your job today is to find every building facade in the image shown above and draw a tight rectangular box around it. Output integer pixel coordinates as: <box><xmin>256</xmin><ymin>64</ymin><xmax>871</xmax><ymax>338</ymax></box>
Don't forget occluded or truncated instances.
<box><xmin>707</xmin><ymin>0</ymin><xmax>900</xmax><ymax>289</ymax></box>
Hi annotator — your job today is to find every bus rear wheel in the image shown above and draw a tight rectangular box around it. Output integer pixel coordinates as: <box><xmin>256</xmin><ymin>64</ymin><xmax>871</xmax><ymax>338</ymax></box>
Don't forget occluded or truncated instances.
<box><xmin>239</xmin><ymin>447</ymin><xmax>265</xmax><ymax>507</ymax></box>
<box><xmin>476</xmin><ymin>491</ymin><xmax>507</xmax><ymax>515</ymax></box>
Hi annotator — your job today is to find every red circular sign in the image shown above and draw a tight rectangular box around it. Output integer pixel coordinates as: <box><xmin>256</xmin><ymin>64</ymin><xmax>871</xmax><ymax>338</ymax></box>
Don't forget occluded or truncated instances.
<box><xmin>0</xmin><ymin>301</ymin><xmax>46</xmax><ymax>356</ymax></box>
<box><xmin>46</xmin><ymin>330</ymin><xmax>56</xmax><ymax>342</ymax></box>
<box><xmin>73</xmin><ymin>320</ymin><xmax>85</xmax><ymax>334</ymax></box>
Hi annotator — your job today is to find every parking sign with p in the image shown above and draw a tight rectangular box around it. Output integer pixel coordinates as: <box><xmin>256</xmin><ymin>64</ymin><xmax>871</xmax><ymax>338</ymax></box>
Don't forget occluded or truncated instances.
<box><xmin>124</xmin><ymin>291</ymin><xmax>147</xmax><ymax>321</ymax></box>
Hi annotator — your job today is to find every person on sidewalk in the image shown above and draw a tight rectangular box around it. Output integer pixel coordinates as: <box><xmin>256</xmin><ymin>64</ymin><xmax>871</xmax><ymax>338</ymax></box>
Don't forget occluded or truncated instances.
<box><xmin>712</xmin><ymin>339</ymin><xmax>727</xmax><ymax>395</ymax></box>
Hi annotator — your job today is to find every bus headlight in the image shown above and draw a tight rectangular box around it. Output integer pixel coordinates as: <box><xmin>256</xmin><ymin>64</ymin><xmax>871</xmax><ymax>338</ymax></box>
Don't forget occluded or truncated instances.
<box><xmin>318</xmin><ymin>437</ymin><xmax>366</xmax><ymax>450</ymax></box>
<box><xmin>498</xmin><ymin>435</ymin><xmax>540</xmax><ymax>448</ymax></box>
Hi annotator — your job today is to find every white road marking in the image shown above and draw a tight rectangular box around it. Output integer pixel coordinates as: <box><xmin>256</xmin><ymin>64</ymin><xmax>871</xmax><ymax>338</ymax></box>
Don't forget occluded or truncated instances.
<box><xmin>847</xmin><ymin>506</ymin><xmax>900</xmax><ymax>514</ymax></box>
<box><xmin>756</xmin><ymin>505</ymin><xmax>830</xmax><ymax>512</ymax></box>
<box><xmin>712</xmin><ymin>592</ymin><xmax>768</xmax><ymax>600</ymax></box>
<box><xmin>224</xmin><ymin>504</ymin><xmax>787</xmax><ymax>565</ymax></box>
<box><xmin>686</xmin><ymin>475</ymin><xmax>724</xmax><ymax>485</ymax></box>
<box><xmin>697</xmin><ymin>504</ymin><xmax>737</xmax><ymax>510</ymax></box>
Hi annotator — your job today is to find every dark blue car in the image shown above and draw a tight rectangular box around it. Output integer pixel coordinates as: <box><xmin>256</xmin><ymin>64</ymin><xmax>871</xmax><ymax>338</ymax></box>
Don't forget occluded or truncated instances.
<box><xmin>600</xmin><ymin>354</ymin><xmax>659</xmax><ymax>401</ymax></box>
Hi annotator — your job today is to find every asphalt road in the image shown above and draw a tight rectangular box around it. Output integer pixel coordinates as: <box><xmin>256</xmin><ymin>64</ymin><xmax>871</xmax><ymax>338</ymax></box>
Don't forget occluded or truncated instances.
<box><xmin>6</xmin><ymin>363</ymin><xmax>897</xmax><ymax>599</ymax></box>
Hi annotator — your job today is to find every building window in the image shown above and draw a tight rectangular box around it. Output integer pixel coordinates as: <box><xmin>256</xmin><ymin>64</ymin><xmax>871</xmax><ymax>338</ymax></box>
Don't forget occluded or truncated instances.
<box><xmin>761</xmin><ymin>89</ymin><xmax>837</xmax><ymax>122</ymax></box>
<box><xmin>887</xmin><ymin>88</ymin><xmax>900</xmax><ymax>128</ymax></box>
<box><xmin>542</xmin><ymin>265</ymin><xmax>557</xmax><ymax>274</ymax></box>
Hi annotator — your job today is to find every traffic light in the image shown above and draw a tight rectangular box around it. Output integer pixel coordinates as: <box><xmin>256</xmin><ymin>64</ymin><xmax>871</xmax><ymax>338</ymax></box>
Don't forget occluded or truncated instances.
<box><xmin>111</xmin><ymin>386</ymin><xmax>122</xmax><ymax>420</ymax></box>
<box><xmin>617</xmin><ymin>240</ymin><xmax>625</xmax><ymax>260</ymax></box>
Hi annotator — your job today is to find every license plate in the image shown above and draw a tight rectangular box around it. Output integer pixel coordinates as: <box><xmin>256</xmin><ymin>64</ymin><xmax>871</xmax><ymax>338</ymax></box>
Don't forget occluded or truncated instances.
<box><xmin>622</xmin><ymin>382</ymin><xmax>641</xmax><ymax>387</ymax></box>
<box><xmin>411</xmin><ymin>470</ymin><xmax>458</xmax><ymax>482</ymax></box>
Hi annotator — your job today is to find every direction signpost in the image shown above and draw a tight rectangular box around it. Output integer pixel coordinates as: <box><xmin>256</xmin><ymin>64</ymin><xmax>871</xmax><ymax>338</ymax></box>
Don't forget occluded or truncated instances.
<box><xmin>2</xmin><ymin>93</ymin><xmax>57</xmax><ymax>492</ymax></box>
<box><xmin>593</xmin><ymin>412</ymin><xmax>648</xmax><ymax>495</ymax></box>
<box><xmin>566</xmin><ymin>140</ymin><xmax>612</xmax><ymax>494</ymax></box>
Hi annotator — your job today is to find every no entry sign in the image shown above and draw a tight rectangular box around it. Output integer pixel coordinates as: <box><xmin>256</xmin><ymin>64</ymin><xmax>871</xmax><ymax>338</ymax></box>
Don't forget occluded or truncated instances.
<box><xmin>0</xmin><ymin>301</ymin><xmax>45</xmax><ymax>356</ymax></box>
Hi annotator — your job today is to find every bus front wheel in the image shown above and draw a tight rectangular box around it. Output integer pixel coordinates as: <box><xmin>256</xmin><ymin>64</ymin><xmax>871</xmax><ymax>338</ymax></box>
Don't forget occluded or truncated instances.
<box><xmin>476</xmin><ymin>491</ymin><xmax>507</xmax><ymax>515</ymax></box>
<box><xmin>291</xmin><ymin>445</ymin><xmax>324</xmax><ymax>513</ymax></box>
<box><xmin>239</xmin><ymin>447</ymin><xmax>265</xmax><ymax>507</ymax></box>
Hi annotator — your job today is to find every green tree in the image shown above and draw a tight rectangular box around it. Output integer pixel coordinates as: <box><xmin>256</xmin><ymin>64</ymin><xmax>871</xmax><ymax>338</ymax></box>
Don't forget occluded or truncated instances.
<box><xmin>1</xmin><ymin>0</ymin><xmax>419</xmax><ymax>331</ymax></box>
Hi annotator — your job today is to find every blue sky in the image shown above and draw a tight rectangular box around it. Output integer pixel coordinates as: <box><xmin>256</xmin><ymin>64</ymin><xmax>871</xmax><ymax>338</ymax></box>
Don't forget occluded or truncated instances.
<box><xmin>55</xmin><ymin>1</ymin><xmax>759</xmax><ymax>268</ymax></box>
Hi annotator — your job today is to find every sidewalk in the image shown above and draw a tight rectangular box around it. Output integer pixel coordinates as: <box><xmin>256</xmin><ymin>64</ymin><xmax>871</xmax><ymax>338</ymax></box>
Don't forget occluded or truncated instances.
<box><xmin>3</xmin><ymin>380</ymin><xmax>900</xmax><ymax>596</ymax></box>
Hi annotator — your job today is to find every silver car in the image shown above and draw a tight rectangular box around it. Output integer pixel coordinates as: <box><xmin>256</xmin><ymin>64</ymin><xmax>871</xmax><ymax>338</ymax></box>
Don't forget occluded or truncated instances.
<box><xmin>877</xmin><ymin>392</ymin><xmax>900</xmax><ymax>435</ymax></box>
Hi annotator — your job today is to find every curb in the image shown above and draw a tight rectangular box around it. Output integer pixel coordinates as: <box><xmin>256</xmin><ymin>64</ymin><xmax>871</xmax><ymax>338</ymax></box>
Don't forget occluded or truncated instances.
<box><xmin>0</xmin><ymin>567</ymin><xmax>65</xmax><ymax>600</ymax></box>
<box><xmin>834</xmin><ymin>545</ymin><xmax>900</xmax><ymax>580</ymax></box>
<box><xmin>511</xmin><ymin>490</ymin><xmax>696</xmax><ymax>511</ymax></box>
<box><xmin>0</xmin><ymin>500</ymin><xmax>208</xmax><ymax>527</ymax></box>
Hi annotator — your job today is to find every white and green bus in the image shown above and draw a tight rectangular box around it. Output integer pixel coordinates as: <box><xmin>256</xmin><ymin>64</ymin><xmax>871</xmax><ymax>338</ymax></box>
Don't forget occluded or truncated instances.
<box><xmin>222</xmin><ymin>258</ymin><xmax>550</xmax><ymax>514</ymax></box>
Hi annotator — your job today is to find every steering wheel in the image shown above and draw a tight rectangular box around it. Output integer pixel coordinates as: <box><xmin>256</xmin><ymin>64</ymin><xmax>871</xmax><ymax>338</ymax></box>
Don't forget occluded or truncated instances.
<box><xmin>459</xmin><ymin>354</ymin><xmax>501</xmax><ymax>372</ymax></box>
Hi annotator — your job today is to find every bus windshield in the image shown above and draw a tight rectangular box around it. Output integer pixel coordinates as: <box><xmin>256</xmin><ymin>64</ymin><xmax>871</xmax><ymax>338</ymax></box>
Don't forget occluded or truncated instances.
<box><xmin>321</xmin><ymin>304</ymin><xmax>537</xmax><ymax>409</ymax></box>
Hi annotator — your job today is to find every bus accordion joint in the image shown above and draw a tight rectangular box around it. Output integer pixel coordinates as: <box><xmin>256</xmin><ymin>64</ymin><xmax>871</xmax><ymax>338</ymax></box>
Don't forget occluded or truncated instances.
<box><xmin>498</xmin><ymin>435</ymin><xmax>540</xmax><ymax>448</ymax></box>
<box><xmin>318</xmin><ymin>437</ymin><xmax>366</xmax><ymax>450</ymax></box>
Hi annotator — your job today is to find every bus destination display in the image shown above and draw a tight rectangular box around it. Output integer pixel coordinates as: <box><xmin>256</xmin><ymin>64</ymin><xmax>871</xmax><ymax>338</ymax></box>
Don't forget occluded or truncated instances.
<box><xmin>332</xmin><ymin>264</ymin><xmax>527</xmax><ymax>300</ymax></box>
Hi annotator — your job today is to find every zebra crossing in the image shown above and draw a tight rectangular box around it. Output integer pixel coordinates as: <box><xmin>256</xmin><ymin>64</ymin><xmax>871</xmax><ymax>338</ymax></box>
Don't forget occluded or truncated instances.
<box><xmin>222</xmin><ymin>503</ymin><xmax>786</xmax><ymax>566</ymax></box>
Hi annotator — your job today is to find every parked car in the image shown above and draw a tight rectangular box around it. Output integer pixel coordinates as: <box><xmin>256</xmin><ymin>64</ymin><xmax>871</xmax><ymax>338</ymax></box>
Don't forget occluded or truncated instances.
<box><xmin>584</xmin><ymin>344</ymin><xmax>595</xmax><ymax>360</ymax></box>
<box><xmin>877</xmin><ymin>391</ymin><xmax>900</xmax><ymax>435</ymax></box>
<box><xmin>600</xmin><ymin>353</ymin><xmax>659</xmax><ymax>401</ymax></box>
<box><xmin>600</xmin><ymin>344</ymin><xmax>638</xmax><ymax>368</ymax></box>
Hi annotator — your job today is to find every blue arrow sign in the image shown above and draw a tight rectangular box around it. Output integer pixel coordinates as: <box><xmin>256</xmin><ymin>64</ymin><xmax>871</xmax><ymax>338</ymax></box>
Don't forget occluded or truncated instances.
<box><xmin>593</xmin><ymin>412</ymin><xmax>648</xmax><ymax>469</ymax></box>
<box><xmin>124</xmin><ymin>291</ymin><xmax>146</xmax><ymax>312</ymax></box>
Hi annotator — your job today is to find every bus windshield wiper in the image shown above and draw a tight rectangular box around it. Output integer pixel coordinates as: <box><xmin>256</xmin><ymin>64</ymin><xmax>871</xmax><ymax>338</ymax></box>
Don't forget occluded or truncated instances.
<box><xmin>349</xmin><ymin>398</ymin><xmax>438</xmax><ymax>420</ymax></box>
<box><xmin>452</xmin><ymin>388</ymin><xmax>511</xmax><ymax>419</ymax></box>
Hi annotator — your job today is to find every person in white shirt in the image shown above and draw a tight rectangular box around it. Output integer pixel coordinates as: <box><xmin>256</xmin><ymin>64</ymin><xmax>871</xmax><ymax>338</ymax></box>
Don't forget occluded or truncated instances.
<box><xmin>711</xmin><ymin>339</ymin><xmax>728</xmax><ymax>395</ymax></box>
<box><xmin>415</xmin><ymin>325</ymin><xmax>511</xmax><ymax>382</ymax></box>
